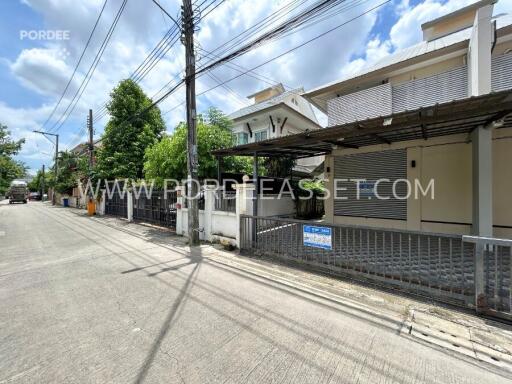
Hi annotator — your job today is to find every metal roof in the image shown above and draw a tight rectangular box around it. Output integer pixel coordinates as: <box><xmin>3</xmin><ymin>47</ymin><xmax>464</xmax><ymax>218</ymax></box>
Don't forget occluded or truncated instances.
<box><xmin>304</xmin><ymin>14</ymin><xmax>512</xmax><ymax>104</ymax></box>
<box><xmin>228</xmin><ymin>87</ymin><xmax>304</xmax><ymax>120</ymax></box>
<box><xmin>213</xmin><ymin>90</ymin><xmax>512</xmax><ymax>159</ymax></box>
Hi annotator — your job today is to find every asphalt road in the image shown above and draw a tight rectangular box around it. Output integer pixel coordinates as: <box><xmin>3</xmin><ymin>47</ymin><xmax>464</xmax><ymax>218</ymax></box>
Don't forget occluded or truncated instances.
<box><xmin>1</xmin><ymin>202</ymin><xmax>511</xmax><ymax>383</ymax></box>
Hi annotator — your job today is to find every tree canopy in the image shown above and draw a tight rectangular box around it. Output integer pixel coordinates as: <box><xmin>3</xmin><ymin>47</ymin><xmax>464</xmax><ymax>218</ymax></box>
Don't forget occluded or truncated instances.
<box><xmin>52</xmin><ymin>151</ymin><xmax>88</xmax><ymax>194</ymax></box>
<box><xmin>0</xmin><ymin>124</ymin><xmax>26</xmax><ymax>196</ymax></box>
<box><xmin>144</xmin><ymin>108</ymin><xmax>251</xmax><ymax>184</ymax></box>
<box><xmin>95</xmin><ymin>79</ymin><xmax>165</xmax><ymax>180</ymax></box>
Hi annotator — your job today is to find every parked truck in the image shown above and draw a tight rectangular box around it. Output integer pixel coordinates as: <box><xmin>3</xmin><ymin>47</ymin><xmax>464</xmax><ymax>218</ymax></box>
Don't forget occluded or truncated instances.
<box><xmin>8</xmin><ymin>180</ymin><xmax>28</xmax><ymax>204</ymax></box>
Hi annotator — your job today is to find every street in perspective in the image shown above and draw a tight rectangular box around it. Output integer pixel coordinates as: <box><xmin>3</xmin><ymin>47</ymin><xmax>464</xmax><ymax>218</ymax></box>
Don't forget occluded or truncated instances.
<box><xmin>2</xmin><ymin>0</ymin><xmax>512</xmax><ymax>383</ymax></box>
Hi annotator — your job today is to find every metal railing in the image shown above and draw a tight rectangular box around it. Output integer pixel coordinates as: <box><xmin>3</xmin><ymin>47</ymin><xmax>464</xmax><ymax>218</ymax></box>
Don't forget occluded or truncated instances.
<box><xmin>133</xmin><ymin>189</ymin><xmax>177</xmax><ymax>230</ymax></box>
<box><xmin>240</xmin><ymin>215</ymin><xmax>512</xmax><ymax>318</ymax></box>
<box><xmin>240</xmin><ymin>215</ymin><xmax>476</xmax><ymax>307</ymax></box>
<box><xmin>104</xmin><ymin>190</ymin><xmax>128</xmax><ymax>218</ymax></box>
<box><xmin>463</xmin><ymin>235</ymin><xmax>512</xmax><ymax>318</ymax></box>
<box><xmin>214</xmin><ymin>191</ymin><xmax>236</xmax><ymax>213</ymax></box>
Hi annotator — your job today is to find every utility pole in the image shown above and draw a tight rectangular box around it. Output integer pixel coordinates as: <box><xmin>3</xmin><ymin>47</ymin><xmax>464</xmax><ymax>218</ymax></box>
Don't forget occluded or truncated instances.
<box><xmin>41</xmin><ymin>164</ymin><xmax>45</xmax><ymax>201</ymax></box>
<box><xmin>182</xmin><ymin>0</ymin><xmax>199</xmax><ymax>245</ymax></box>
<box><xmin>87</xmin><ymin>109</ymin><xmax>94</xmax><ymax>170</ymax></box>
<box><xmin>33</xmin><ymin>130</ymin><xmax>59</xmax><ymax>204</ymax></box>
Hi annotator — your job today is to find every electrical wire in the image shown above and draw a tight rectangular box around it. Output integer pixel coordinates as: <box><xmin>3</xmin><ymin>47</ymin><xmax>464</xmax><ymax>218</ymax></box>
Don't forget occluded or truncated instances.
<box><xmin>40</xmin><ymin>0</ymin><xmax>108</xmax><ymax>130</ymax></box>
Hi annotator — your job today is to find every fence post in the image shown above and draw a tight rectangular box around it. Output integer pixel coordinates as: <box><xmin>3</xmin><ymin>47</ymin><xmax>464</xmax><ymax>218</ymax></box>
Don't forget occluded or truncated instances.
<box><xmin>474</xmin><ymin>242</ymin><xmax>487</xmax><ymax>312</ymax></box>
<box><xmin>176</xmin><ymin>185</ymin><xmax>184</xmax><ymax>236</ymax></box>
<box><xmin>127</xmin><ymin>189</ymin><xmax>133</xmax><ymax>222</ymax></box>
<box><xmin>234</xmin><ymin>182</ymin><xmax>254</xmax><ymax>248</ymax></box>
<box><xmin>203</xmin><ymin>185</ymin><xmax>215</xmax><ymax>242</ymax></box>
<box><xmin>97</xmin><ymin>190</ymin><xmax>106</xmax><ymax>216</ymax></box>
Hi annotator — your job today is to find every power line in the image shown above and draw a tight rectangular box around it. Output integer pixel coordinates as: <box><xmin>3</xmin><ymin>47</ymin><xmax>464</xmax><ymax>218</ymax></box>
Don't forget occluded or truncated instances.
<box><xmin>40</xmin><ymin>0</ymin><xmax>108</xmax><ymax>130</ymax></box>
<box><xmin>162</xmin><ymin>0</ymin><xmax>390</xmax><ymax>115</ymax></box>
<box><xmin>48</xmin><ymin>0</ymin><xmax>128</xmax><ymax>133</ymax></box>
<box><xmin>151</xmin><ymin>0</ymin><xmax>181</xmax><ymax>28</ymax></box>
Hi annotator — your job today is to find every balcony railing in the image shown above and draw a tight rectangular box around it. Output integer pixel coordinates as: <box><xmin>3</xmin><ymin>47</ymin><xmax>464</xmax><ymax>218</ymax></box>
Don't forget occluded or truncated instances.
<box><xmin>327</xmin><ymin>53</ymin><xmax>512</xmax><ymax>127</ymax></box>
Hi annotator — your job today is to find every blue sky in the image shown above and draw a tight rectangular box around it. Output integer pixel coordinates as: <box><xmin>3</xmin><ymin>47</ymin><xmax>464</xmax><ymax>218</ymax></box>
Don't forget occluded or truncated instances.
<box><xmin>1</xmin><ymin>0</ymin><xmax>510</xmax><ymax>175</ymax></box>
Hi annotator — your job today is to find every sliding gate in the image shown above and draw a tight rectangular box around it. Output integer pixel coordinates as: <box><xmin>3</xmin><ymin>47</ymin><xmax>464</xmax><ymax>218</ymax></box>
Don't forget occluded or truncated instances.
<box><xmin>104</xmin><ymin>188</ymin><xmax>128</xmax><ymax>217</ymax></box>
<box><xmin>239</xmin><ymin>215</ymin><xmax>512</xmax><ymax>319</ymax></box>
<box><xmin>133</xmin><ymin>189</ymin><xmax>177</xmax><ymax>231</ymax></box>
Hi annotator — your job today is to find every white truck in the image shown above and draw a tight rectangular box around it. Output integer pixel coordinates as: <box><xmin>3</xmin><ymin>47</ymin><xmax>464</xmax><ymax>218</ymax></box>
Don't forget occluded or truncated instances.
<box><xmin>8</xmin><ymin>180</ymin><xmax>28</xmax><ymax>204</ymax></box>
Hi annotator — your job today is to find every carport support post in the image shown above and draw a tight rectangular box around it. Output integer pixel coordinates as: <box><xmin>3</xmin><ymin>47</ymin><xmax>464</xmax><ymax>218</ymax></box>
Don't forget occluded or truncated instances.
<box><xmin>472</xmin><ymin>125</ymin><xmax>493</xmax><ymax>312</ymax></box>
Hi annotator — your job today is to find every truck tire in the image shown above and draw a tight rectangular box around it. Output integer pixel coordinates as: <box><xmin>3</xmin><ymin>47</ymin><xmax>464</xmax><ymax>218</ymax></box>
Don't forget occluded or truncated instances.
<box><xmin>23</xmin><ymin>200</ymin><xmax>27</xmax><ymax>204</ymax></box>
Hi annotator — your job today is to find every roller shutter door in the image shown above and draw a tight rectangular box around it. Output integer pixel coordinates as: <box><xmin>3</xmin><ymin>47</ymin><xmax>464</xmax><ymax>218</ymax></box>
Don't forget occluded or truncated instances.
<box><xmin>333</xmin><ymin>149</ymin><xmax>407</xmax><ymax>220</ymax></box>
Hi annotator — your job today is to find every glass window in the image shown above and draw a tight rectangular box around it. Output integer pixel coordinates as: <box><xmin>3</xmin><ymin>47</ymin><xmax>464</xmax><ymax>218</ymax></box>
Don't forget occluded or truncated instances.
<box><xmin>254</xmin><ymin>130</ymin><xmax>268</xmax><ymax>142</ymax></box>
<box><xmin>235</xmin><ymin>132</ymin><xmax>248</xmax><ymax>145</ymax></box>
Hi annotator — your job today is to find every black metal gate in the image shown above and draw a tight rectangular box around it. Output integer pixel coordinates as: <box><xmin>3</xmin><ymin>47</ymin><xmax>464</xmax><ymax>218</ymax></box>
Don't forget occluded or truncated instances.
<box><xmin>133</xmin><ymin>189</ymin><xmax>177</xmax><ymax>231</ymax></box>
<box><xmin>104</xmin><ymin>188</ymin><xmax>128</xmax><ymax>217</ymax></box>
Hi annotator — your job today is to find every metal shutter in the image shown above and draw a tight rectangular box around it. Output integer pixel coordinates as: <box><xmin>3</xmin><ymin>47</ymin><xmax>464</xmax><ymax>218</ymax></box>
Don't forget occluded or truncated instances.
<box><xmin>333</xmin><ymin>149</ymin><xmax>407</xmax><ymax>220</ymax></box>
<box><xmin>392</xmin><ymin>65</ymin><xmax>468</xmax><ymax>113</ymax></box>
<box><xmin>492</xmin><ymin>53</ymin><xmax>512</xmax><ymax>92</ymax></box>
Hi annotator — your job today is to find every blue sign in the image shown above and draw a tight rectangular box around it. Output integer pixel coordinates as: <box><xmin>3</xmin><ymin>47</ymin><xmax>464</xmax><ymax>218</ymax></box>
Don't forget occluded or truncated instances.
<box><xmin>359</xmin><ymin>181</ymin><xmax>375</xmax><ymax>198</ymax></box>
<box><xmin>303</xmin><ymin>225</ymin><xmax>332</xmax><ymax>250</ymax></box>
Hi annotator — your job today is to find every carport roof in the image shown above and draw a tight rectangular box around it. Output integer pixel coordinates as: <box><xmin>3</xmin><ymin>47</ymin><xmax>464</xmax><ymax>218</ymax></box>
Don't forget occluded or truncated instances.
<box><xmin>213</xmin><ymin>90</ymin><xmax>512</xmax><ymax>159</ymax></box>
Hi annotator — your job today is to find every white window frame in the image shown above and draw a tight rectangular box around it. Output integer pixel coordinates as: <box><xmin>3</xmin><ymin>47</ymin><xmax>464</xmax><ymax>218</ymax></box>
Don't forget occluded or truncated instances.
<box><xmin>254</xmin><ymin>129</ymin><xmax>268</xmax><ymax>142</ymax></box>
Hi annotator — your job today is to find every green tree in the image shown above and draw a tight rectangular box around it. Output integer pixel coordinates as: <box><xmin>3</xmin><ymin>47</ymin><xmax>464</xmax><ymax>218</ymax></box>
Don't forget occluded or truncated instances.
<box><xmin>144</xmin><ymin>108</ymin><xmax>251</xmax><ymax>184</ymax></box>
<box><xmin>95</xmin><ymin>79</ymin><xmax>165</xmax><ymax>180</ymax></box>
<box><xmin>0</xmin><ymin>124</ymin><xmax>26</xmax><ymax>196</ymax></box>
<box><xmin>50</xmin><ymin>151</ymin><xmax>88</xmax><ymax>194</ymax></box>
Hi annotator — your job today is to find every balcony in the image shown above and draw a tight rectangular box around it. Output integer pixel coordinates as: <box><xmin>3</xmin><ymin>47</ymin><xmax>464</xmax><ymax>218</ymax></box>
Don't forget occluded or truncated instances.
<box><xmin>327</xmin><ymin>53</ymin><xmax>512</xmax><ymax>127</ymax></box>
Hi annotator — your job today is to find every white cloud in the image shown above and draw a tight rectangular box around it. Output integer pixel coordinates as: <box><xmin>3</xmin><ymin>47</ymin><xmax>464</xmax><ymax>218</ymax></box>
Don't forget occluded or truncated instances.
<box><xmin>339</xmin><ymin>0</ymin><xmax>512</xmax><ymax>81</ymax></box>
<box><xmin>10</xmin><ymin>48</ymin><xmax>74</xmax><ymax>95</ymax></box>
<box><xmin>389</xmin><ymin>0</ymin><xmax>475</xmax><ymax>49</ymax></box>
<box><xmin>5</xmin><ymin>0</ymin><xmax>404</xmax><ymax>172</ymax></box>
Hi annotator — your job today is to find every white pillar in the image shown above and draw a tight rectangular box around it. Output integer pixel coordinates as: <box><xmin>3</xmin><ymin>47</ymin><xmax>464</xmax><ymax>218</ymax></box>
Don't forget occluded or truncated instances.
<box><xmin>468</xmin><ymin>3</ymin><xmax>494</xmax><ymax>96</ymax></box>
<box><xmin>127</xmin><ymin>189</ymin><xmax>133</xmax><ymax>222</ymax></box>
<box><xmin>234</xmin><ymin>182</ymin><xmax>255</xmax><ymax>248</ymax></box>
<box><xmin>97</xmin><ymin>190</ymin><xmax>106</xmax><ymax>216</ymax></box>
<box><xmin>472</xmin><ymin>126</ymin><xmax>493</xmax><ymax>236</ymax></box>
<box><xmin>203</xmin><ymin>185</ymin><xmax>216</xmax><ymax>241</ymax></box>
<box><xmin>175</xmin><ymin>185</ymin><xmax>185</xmax><ymax>236</ymax></box>
<box><xmin>467</xmin><ymin>2</ymin><xmax>494</xmax><ymax>237</ymax></box>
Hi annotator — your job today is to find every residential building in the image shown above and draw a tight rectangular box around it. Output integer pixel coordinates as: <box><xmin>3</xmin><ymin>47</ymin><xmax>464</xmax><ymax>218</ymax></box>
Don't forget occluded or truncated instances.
<box><xmin>217</xmin><ymin>0</ymin><xmax>512</xmax><ymax>239</ymax></box>
<box><xmin>302</xmin><ymin>0</ymin><xmax>512</xmax><ymax>239</ymax></box>
<box><xmin>229</xmin><ymin>83</ymin><xmax>323</xmax><ymax>173</ymax></box>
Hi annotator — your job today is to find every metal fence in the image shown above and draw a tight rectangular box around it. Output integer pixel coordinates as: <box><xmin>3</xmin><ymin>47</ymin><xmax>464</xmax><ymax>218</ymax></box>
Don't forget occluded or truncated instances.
<box><xmin>240</xmin><ymin>215</ymin><xmax>512</xmax><ymax>318</ymax></box>
<box><xmin>463</xmin><ymin>236</ymin><xmax>512</xmax><ymax>318</ymax></box>
<box><xmin>215</xmin><ymin>191</ymin><xmax>236</xmax><ymax>212</ymax></box>
<box><xmin>132</xmin><ymin>189</ymin><xmax>177</xmax><ymax>230</ymax></box>
<box><xmin>104</xmin><ymin>189</ymin><xmax>128</xmax><ymax>218</ymax></box>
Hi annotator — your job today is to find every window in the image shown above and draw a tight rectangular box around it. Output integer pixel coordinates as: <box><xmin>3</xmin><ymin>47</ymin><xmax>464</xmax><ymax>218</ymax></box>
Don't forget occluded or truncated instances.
<box><xmin>235</xmin><ymin>132</ymin><xmax>248</xmax><ymax>145</ymax></box>
<box><xmin>254</xmin><ymin>130</ymin><xmax>268</xmax><ymax>142</ymax></box>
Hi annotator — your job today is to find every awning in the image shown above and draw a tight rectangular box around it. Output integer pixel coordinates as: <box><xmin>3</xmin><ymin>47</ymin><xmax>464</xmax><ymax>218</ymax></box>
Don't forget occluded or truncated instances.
<box><xmin>213</xmin><ymin>90</ymin><xmax>512</xmax><ymax>159</ymax></box>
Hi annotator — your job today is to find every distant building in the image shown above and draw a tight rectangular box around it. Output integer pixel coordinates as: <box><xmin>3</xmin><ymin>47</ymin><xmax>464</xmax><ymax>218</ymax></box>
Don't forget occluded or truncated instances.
<box><xmin>229</xmin><ymin>83</ymin><xmax>324</xmax><ymax>174</ymax></box>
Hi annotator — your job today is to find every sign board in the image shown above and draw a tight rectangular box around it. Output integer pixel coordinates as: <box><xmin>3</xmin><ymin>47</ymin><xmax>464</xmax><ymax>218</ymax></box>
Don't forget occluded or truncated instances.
<box><xmin>303</xmin><ymin>225</ymin><xmax>332</xmax><ymax>250</ymax></box>
<box><xmin>359</xmin><ymin>181</ymin><xmax>376</xmax><ymax>199</ymax></box>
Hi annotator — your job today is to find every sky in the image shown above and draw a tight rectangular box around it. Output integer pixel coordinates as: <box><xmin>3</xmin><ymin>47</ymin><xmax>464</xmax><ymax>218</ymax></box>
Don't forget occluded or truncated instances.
<box><xmin>1</xmin><ymin>0</ymin><xmax>511</xmax><ymax>175</ymax></box>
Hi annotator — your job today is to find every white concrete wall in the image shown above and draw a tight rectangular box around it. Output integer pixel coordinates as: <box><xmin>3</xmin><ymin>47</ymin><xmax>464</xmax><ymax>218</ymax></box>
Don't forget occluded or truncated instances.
<box><xmin>258</xmin><ymin>194</ymin><xmax>295</xmax><ymax>217</ymax></box>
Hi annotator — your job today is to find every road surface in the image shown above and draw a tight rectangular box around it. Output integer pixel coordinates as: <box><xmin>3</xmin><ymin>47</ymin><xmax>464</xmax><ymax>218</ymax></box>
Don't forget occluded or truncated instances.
<box><xmin>1</xmin><ymin>202</ymin><xmax>511</xmax><ymax>383</ymax></box>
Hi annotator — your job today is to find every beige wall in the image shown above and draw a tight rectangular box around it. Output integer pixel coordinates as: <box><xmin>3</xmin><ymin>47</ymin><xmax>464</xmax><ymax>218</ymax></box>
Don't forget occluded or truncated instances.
<box><xmin>324</xmin><ymin>128</ymin><xmax>512</xmax><ymax>238</ymax></box>
<box><xmin>422</xmin><ymin>11</ymin><xmax>475</xmax><ymax>42</ymax></box>
<box><xmin>389</xmin><ymin>55</ymin><xmax>466</xmax><ymax>85</ymax></box>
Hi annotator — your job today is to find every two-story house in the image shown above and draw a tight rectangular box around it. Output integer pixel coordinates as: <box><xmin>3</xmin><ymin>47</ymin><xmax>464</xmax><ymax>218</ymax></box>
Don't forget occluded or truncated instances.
<box><xmin>216</xmin><ymin>0</ymin><xmax>512</xmax><ymax>239</ymax></box>
<box><xmin>302</xmin><ymin>0</ymin><xmax>512</xmax><ymax>239</ymax></box>
<box><xmin>229</xmin><ymin>83</ymin><xmax>323</xmax><ymax>173</ymax></box>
